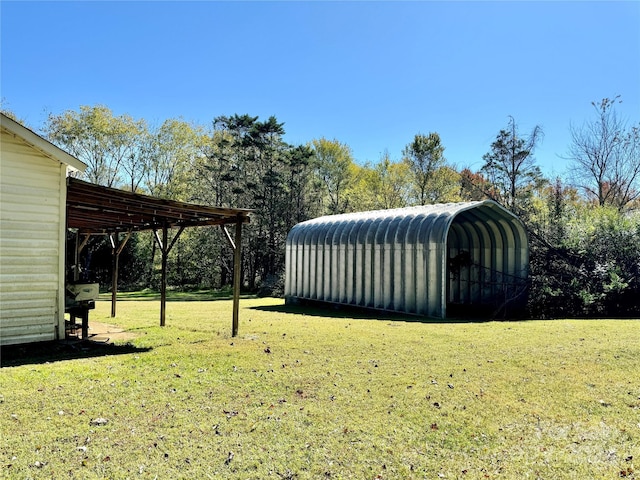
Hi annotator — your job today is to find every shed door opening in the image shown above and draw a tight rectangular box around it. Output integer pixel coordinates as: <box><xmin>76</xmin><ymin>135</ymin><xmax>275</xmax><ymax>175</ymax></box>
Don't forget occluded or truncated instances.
<box><xmin>446</xmin><ymin>211</ymin><xmax>526</xmax><ymax>318</ymax></box>
<box><xmin>447</xmin><ymin>217</ymin><xmax>492</xmax><ymax>317</ymax></box>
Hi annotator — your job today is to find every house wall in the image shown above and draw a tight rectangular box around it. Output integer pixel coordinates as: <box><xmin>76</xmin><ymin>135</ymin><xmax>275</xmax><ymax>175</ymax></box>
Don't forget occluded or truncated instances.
<box><xmin>1</xmin><ymin>127</ymin><xmax>67</xmax><ymax>345</ymax></box>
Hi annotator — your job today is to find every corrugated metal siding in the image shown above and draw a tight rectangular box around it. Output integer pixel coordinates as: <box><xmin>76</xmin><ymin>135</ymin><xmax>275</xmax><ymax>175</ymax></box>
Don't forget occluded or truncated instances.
<box><xmin>285</xmin><ymin>201</ymin><xmax>529</xmax><ymax>318</ymax></box>
<box><xmin>1</xmin><ymin>128</ymin><xmax>64</xmax><ymax>345</ymax></box>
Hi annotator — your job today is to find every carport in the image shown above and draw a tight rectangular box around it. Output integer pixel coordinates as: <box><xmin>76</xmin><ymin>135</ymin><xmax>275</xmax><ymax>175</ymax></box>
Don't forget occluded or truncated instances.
<box><xmin>66</xmin><ymin>177</ymin><xmax>251</xmax><ymax>336</ymax></box>
<box><xmin>285</xmin><ymin>201</ymin><xmax>529</xmax><ymax>319</ymax></box>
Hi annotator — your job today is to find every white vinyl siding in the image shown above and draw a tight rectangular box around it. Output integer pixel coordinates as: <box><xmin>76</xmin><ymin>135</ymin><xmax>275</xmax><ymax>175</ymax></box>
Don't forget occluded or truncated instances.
<box><xmin>1</xmin><ymin>128</ymin><xmax>66</xmax><ymax>345</ymax></box>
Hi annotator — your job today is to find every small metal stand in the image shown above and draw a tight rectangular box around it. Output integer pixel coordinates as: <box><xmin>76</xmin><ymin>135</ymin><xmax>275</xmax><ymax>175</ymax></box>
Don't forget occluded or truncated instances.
<box><xmin>65</xmin><ymin>300</ymin><xmax>95</xmax><ymax>340</ymax></box>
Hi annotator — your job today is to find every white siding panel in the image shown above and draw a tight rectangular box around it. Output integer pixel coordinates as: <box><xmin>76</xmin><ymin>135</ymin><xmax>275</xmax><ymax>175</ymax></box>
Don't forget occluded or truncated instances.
<box><xmin>1</xmin><ymin>306</ymin><xmax>57</xmax><ymax>322</ymax></box>
<box><xmin>1</xmin><ymin>196</ymin><xmax>61</xmax><ymax>214</ymax></box>
<box><xmin>0</xmin><ymin>281</ymin><xmax>59</xmax><ymax>293</ymax></box>
<box><xmin>2</xmin><ymin>160</ymin><xmax>61</xmax><ymax>185</ymax></box>
<box><xmin>1</xmin><ymin>324</ymin><xmax>56</xmax><ymax>345</ymax></box>
<box><xmin>1</xmin><ymin>246</ymin><xmax>59</xmax><ymax>258</ymax></box>
<box><xmin>1</xmin><ymin>128</ymin><xmax>64</xmax><ymax>345</ymax></box>
<box><xmin>2</xmin><ymin>254</ymin><xmax>58</xmax><ymax>266</ymax></box>
<box><xmin>1</xmin><ymin>208</ymin><xmax>60</xmax><ymax>223</ymax></box>
<box><xmin>0</xmin><ymin>263</ymin><xmax>59</xmax><ymax>275</ymax></box>
<box><xmin>0</xmin><ymin>289</ymin><xmax>58</xmax><ymax>302</ymax></box>
<box><xmin>2</xmin><ymin>134</ymin><xmax>47</xmax><ymax>155</ymax></box>
<box><xmin>1</xmin><ymin>182</ymin><xmax>61</xmax><ymax>198</ymax></box>
<box><xmin>0</xmin><ymin>273</ymin><xmax>59</xmax><ymax>284</ymax></box>
<box><xmin>1</xmin><ymin>297</ymin><xmax>56</xmax><ymax>311</ymax></box>
<box><xmin>0</xmin><ymin>221</ymin><xmax>58</xmax><ymax>236</ymax></box>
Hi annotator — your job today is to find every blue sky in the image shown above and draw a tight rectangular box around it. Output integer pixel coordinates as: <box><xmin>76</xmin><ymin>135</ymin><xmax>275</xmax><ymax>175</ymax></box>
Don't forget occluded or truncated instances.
<box><xmin>2</xmin><ymin>1</ymin><xmax>639</xmax><ymax>176</ymax></box>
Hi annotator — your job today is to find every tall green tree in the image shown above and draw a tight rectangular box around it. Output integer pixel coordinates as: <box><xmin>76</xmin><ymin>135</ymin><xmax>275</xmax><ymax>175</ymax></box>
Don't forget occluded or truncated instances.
<box><xmin>197</xmin><ymin>114</ymin><xmax>258</xmax><ymax>288</ymax></box>
<box><xmin>197</xmin><ymin>128</ymin><xmax>234</xmax><ymax>207</ymax></box>
<box><xmin>402</xmin><ymin>133</ymin><xmax>446</xmax><ymax>205</ymax></box>
<box><xmin>338</xmin><ymin>162</ymin><xmax>375</xmax><ymax>212</ymax></box>
<box><xmin>426</xmin><ymin>166</ymin><xmax>463</xmax><ymax>204</ymax></box>
<box><xmin>367</xmin><ymin>151</ymin><xmax>411</xmax><ymax>209</ymax></box>
<box><xmin>247</xmin><ymin>116</ymin><xmax>289</xmax><ymax>281</ymax></box>
<box><xmin>481</xmin><ymin>116</ymin><xmax>544</xmax><ymax>212</ymax></box>
<box><xmin>45</xmin><ymin>105</ymin><xmax>146</xmax><ymax>189</ymax></box>
<box><xmin>212</xmin><ymin>114</ymin><xmax>260</xmax><ymax>208</ymax></box>
<box><xmin>197</xmin><ymin>114</ymin><xmax>319</xmax><ymax>293</ymax></box>
<box><xmin>285</xmin><ymin>144</ymin><xmax>322</xmax><ymax>226</ymax></box>
<box><xmin>311</xmin><ymin>138</ymin><xmax>356</xmax><ymax>214</ymax></box>
<box><xmin>144</xmin><ymin>118</ymin><xmax>203</xmax><ymax>200</ymax></box>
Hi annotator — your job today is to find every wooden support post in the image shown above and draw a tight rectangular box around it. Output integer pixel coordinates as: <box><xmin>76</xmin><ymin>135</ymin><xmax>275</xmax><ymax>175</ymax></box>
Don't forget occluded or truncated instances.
<box><xmin>78</xmin><ymin>233</ymin><xmax>91</xmax><ymax>254</ymax></box>
<box><xmin>111</xmin><ymin>245</ymin><xmax>119</xmax><ymax>317</ymax></box>
<box><xmin>73</xmin><ymin>233</ymin><xmax>91</xmax><ymax>282</ymax></box>
<box><xmin>110</xmin><ymin>231</ymin><xmax>131</xmax><ymax>317</ymax></box>
<box><xmin>232</xmin><ymin>218</ymin><xmax>243</xmax><ymax>337</ymax></box>
<box><xmin>160</xmin><ymin>226</ymin><xmax>168</xmax><ymax>327</ymax></box>
<box><xmin>74</xmin><ymin>231</ymin><xmax>80</xmax><ymax>282</ymax></box>
<box><xmin>153</xmin><ymin>225</ymin><xmax>184</xmax><ymax>327</ymax></box>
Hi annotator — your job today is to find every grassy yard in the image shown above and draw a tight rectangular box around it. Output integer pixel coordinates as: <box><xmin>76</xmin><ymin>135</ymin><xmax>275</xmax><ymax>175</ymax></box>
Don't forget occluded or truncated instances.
<box><xmin>1</xmin><ymin>298</ymin><xmax>638</xmax><ymax>479</ymax></box>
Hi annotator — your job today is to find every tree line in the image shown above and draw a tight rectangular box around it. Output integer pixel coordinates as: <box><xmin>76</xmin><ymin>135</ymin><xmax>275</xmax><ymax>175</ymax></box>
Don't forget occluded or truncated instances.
<box><xmin>9</xmin><ymin>97</ymin><xmax>638</xmax><ymax>318</ymax></box>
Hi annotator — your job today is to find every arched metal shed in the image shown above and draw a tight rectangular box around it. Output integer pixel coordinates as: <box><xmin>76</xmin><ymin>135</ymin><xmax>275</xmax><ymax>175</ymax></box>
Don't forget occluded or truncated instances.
<box><xmin>285</xmin><ymin>201</ymin><xmax>529</xmax><ymax>319</ymax></box>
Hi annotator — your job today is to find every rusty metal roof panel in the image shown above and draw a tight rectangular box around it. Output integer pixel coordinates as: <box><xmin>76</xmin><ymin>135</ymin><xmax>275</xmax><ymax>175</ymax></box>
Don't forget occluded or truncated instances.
<box><xmin>66</xmin><ymin>177</ymin><xmax>251</xmax><ymax>234</ymax></box>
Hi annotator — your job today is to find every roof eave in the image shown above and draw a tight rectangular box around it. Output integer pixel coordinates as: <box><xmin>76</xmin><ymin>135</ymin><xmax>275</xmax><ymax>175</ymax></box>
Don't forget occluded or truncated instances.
<box><xmin>0</xmin><ymin>113</ymin><xmax>87</xmax><ymax>172</ymax></box>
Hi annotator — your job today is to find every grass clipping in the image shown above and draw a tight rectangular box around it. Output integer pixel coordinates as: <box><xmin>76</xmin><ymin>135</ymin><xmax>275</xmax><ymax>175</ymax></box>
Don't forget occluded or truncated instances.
<box><xmin>1</xmin><ymin>298</ymin><xmax>638</xmax><ymax>479</ymax></box>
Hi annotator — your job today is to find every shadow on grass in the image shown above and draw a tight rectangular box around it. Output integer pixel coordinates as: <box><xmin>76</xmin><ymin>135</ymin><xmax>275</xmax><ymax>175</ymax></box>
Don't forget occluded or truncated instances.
<box><xmin>102</xmin><ymin>291</ymin><xmax>255</xmax><ymax>302</ymax></box>
<box><xmin>0</xmin><ymin>340</ymin><xmax>152</xmax><ymax>368</ymax></box>
<box><xmin>250</xmin><ymin>301</ymin><xmax>494</xmax><ymax>324</ymax></box>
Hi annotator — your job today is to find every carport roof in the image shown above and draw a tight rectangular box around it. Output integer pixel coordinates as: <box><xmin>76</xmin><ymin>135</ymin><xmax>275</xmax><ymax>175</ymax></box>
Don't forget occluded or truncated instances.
<box><xmin>66</xmin><ymin>177</ymin><xmax>251</xmax><ymax>234</ymax></box>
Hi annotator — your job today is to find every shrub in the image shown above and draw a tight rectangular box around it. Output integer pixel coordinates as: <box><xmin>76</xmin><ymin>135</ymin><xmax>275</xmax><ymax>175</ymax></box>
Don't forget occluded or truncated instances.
<box><xmin>528</xmin><ymin>206</ymin><xmax>640</xmax><ymax>317</ymax></box>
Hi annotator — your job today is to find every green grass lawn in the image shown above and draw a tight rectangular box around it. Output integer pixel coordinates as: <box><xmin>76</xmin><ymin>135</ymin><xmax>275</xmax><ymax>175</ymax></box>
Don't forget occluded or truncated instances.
<box><xmin>1</xmin><ymin>298</ymin><xmax>638</xmax><ymax>479</ymax></box>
